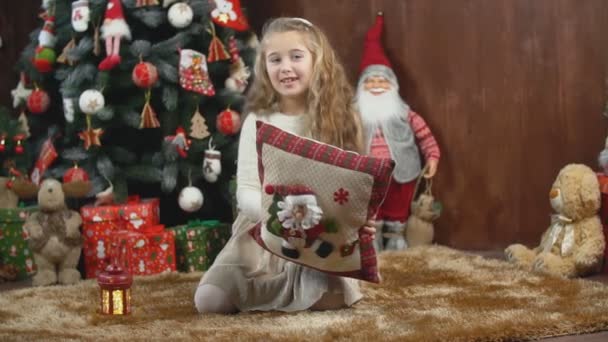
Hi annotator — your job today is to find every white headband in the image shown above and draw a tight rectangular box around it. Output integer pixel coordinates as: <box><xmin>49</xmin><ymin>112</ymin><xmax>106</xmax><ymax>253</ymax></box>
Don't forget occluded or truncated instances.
<box><xmin>291</xmin><ymin>17</ymin><xmax>313</xmax><ymax>27</ymax></box>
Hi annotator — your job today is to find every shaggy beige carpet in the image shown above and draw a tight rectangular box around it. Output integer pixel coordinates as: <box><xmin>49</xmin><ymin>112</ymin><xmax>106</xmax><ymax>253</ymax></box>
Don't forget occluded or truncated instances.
<box><xmin>1</xmin><ymin>245</ymin><xmax>608</xmax><ymax>341</ymax></box>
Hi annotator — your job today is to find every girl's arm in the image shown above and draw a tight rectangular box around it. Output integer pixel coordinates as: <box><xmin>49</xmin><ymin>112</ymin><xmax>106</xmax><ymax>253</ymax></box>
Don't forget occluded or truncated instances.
<box><xmin>236</xmin><ymin>113</ymin><xmax>263</xmax><ymax>221</ymax></box>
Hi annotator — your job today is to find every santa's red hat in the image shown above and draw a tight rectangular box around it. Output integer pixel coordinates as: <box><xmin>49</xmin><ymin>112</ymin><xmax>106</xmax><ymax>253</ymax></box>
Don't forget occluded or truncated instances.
<box><xmin>265</xmin><ymin>184</ymin><xmax>313</xmax><ymax>196</ymax></box>
<box><xmin>105</xmin><ymin>0</ymin><xmax>125</xmax><ymax>20</ymax></box>
<box><xmin>265</xmin><ymin>184</ymin><xmax>316</xmax><ymax>203</ymax></box>
<box><xmin>358</xmin><ymin>12</ymin><xmax>398</xmax><ymax>85</ymax></box>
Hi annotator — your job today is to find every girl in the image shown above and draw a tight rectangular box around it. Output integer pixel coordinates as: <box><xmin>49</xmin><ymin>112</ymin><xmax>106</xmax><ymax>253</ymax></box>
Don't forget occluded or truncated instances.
<box><xmin>194</xmin><ymin>17</ymin><xmax>375</xmax><ymax>314</ymax></box>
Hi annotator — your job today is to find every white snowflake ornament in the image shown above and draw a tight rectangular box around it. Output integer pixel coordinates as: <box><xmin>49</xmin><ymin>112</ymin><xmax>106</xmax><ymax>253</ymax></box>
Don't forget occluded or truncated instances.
<box><xmin>78</xmin><ymin>89</ymin><xmax>105</xmax><ymax>115</ymax></box>
<box><xmin>168</xmin><ymin>2</ymin><xmax>193</xmax><ymax>28</ymax></box>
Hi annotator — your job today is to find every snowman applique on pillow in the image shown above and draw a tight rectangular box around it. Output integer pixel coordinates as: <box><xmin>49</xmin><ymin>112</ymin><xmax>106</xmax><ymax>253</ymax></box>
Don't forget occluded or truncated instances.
<box><xmin>249</xmin><ymin>121</ymin><xmax>395</xmax><ymax>283</ymax></box>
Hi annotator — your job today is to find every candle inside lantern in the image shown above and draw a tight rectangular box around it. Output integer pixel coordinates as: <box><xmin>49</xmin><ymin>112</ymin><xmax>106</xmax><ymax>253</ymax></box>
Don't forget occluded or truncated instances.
<box><xmin>97</xmin><ymin>242</ymin><xmax>133</xmax><ymax>315</ymax></box>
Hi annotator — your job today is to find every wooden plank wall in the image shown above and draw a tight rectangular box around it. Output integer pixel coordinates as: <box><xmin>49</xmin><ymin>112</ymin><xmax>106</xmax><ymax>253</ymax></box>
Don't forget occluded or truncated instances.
<box><xmin>1</xmin><ymin>1</ymin><xmax>607</xmax><ymax>249</ymax></box>
<box><xmin>0</xmin><ymin>2</ymin><xmax>40</xmax><ymax>108</ymax></box>
<box><xmin>247</xmin><ymin>0</ymin><xmax>608</xmax><ymax>249</ymax></box>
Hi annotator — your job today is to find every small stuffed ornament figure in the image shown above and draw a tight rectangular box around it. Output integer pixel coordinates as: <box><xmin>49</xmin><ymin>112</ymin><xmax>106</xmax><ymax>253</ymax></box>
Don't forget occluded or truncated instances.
<box><xmin>225</xmin><ymin>58</ymin><xmax>250</xmax><ymax>93</ymax></box>
<box><xmin>356</xmin><ymin>12</ymin><xmax>441</xmax><ymax>252</ymax></box>
<box><xmin>38</xmin><ymin>16</ymin><xmax>57</xmax><ymax>48</ymax></box>
<box><xmin>99</xmin><ymin>0</ymin><xmax>132</xmax><ymax>71</ymax></box>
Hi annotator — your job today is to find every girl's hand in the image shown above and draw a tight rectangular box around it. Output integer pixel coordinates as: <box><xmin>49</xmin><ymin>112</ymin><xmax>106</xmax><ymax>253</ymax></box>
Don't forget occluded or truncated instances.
<box><xmin>360</xmin><ymin>219</ymin><xmax>377</xmax><ymax>241</ymax></box>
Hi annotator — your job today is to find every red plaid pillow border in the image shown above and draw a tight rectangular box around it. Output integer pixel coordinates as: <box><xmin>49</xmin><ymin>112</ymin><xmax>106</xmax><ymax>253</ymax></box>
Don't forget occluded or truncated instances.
<box><xmin>252</xmin><ymin>121</ymin><xmax>395</xmax><ymax>283</ymax></box>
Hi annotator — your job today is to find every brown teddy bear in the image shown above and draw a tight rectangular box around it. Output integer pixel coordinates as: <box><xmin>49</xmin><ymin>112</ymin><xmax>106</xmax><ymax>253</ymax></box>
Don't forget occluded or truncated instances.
<box><xmin>505</xmin><ymin>164</ymin><xmax>605</xmax><ymax>278</ymax></box>
<box><xmin>24</xmin><ymin>179</ymin><xmax>83</xmax><ymax>286</ymax></box>
<box><xmin>406</xmin><ymin>192</ymin><xmax>440</xmax><ymax>247</ymax></box>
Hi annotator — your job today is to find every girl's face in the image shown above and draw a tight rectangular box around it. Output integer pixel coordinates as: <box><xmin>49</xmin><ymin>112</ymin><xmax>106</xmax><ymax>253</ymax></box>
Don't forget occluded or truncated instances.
<box><xmin>264</xmin><ymin>31</ymin><xmax>314</xmax><ymax>103</ymax></box>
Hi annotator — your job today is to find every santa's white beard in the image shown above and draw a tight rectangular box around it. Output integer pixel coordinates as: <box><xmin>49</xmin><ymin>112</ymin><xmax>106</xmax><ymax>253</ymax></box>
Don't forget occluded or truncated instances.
<box><xmin>356</xmin><ymin>87</ymin><xmax>408</xmax><ymax>128</ymax></box>
<box><xmin>277</xmin><ymin>198</ymin><xmax>323</xmax><ymax>230</ymax></box>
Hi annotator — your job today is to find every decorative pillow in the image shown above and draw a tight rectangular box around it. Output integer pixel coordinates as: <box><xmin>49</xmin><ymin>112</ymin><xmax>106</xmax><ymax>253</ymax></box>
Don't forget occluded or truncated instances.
<box><xmin>249</xmin><ymin>121</ymin><xmax>395</xmax><ymax>283</ymax></box>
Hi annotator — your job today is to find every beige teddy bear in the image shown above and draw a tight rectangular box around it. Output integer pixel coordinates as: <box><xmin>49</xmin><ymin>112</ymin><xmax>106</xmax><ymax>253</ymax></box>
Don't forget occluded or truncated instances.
<box><xmin>24</xmin><ymin>179</ymin><xmax>83</xmax><ymax>286</ymax></box>
<box><xmin>406</xmin><ymin>193</ymin><xmax>440</xmax><ymax>247</ymax></box>
<box><xmin>505</xmin><ymin>164</ymin><xmax>605</xmax><ymax>278</ymax></box>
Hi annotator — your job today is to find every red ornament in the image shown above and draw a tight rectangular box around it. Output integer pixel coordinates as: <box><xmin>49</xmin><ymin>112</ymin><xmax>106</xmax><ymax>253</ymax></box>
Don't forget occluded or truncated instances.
<box><xmin>0</xmin><ymin>135</ymin><xmax>6</xmax><ymax>153</ymax></box>
<box><xmin>216</xmin><ymin>108</ymin><xmax>241</xmax><ymax>135</ymax></box>
<box><xmin>63</xmin><ymin>164</ymin><xmax>90</xmax><ymax>183</ymax></box>
<box><xmin>33</xmin><ymin>46</ymin><xmax>56</xmax><ymax>73</ymax></box>
<box><xmin>132</xmin><ymin>62</ymin><xmax>159</xmax><ymax>88</ymax></box>
<box><xmin>27</xmin><ymin>89</ymin><xmax>51</xmax><ymax>114</ymax></box>
<box><xmin>13</xmin><ymin>134</ymin><xmax>25</xmax><ymax>155</ymax></box>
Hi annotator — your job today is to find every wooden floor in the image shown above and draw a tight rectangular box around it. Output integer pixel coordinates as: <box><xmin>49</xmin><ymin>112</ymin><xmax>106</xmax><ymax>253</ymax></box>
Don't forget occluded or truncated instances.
<box><xmin>1</xmin><ymin>250</ymin><xmax>608</xmax><ymax>341</ymax></box>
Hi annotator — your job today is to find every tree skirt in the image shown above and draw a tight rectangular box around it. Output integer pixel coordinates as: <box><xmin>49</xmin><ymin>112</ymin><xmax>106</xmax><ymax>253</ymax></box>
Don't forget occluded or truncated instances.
<box><xmin>2</xmin><ymin>245</ymin><xmax>608</xmax><ymax>341</ymax></box>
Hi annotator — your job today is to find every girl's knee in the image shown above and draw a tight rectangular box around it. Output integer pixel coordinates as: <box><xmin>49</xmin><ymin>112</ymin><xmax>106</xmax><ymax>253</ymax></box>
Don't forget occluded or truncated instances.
<box><xmin>310</xmin><ymin>292</ymin><xmax>347</xmax><ymax>311</ymax></box>
<box><xmin>194</xmin><ymin>284</ymin><xmax>237</xmax><ymax>314</ymax></box>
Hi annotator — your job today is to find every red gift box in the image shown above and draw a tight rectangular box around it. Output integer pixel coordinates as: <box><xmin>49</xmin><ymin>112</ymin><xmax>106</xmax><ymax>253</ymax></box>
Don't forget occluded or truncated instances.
<box><xmin>81</xmin><ymin>203</ymin><xmax>122</xmax><ymax>278</ymax></box>
<box><xmin>597</xmin><ymin>173</ymin><xmax>608</xmax><ymax>273</ymax></box>
<box><xmin>119</xmin><ymin>196</ymin><xmax>160</xmax><ymax>231</ymax></box>
<box><xmin>80</xmin><ymin>197</ymin><xmax>161</xmax><ymax>278</ymax></box>
<box><xmin>113</xmin><ymin>225</ymin><xmax>176</xmax><ymax>276</ymax></box>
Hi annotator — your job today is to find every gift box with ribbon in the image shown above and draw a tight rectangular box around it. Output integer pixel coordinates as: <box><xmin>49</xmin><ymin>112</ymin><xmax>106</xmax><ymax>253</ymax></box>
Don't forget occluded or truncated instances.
<box><xmin>0</xmin><ymin>206</ymin><xmax>37</xmax><ymax>280</ymax></box>
<box><xmin>80</xmin><ymin>196</ymin><xmax>161</xmax><ymax>278</ymax></box>
<box><xmin>169</xmin><ymin>220</ymin><xmax>231</xmax><ymax>272</ymax></box>
<box><xmin>113</xmin><ymin>225</ymin><xmax>176</xmax><ymax>276</ymax></box>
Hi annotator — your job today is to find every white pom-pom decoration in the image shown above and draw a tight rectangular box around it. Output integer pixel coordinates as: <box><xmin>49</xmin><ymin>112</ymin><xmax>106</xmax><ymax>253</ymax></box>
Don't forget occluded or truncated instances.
<box><xmin>168</xmin><ymin>3</ymin><xmax>193</xmax><ymax>29</ymax></box>
<box><xmin>78</xmin><ymin>89</ymin><xmax>105</xmax><ymax>115</ymax></box>
<box><xmin>178</xmin><ymin>186</ymin><xmax>203</xmax><ymax>212</ymax></box>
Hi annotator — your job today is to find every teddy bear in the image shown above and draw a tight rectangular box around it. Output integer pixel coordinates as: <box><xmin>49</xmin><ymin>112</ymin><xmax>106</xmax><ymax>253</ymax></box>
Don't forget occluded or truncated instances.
<box><xmin>405</xmin><ymin>192</ymin><xmax>440</xmax><ymax>248</ymax></box>
<box><xmin>505</xmin><ymin>163</ymin><xmax>605</xmax><ymax>278</ymax></box>
<box><xmin>24</xmin><ymin>179</ymin><xmax>83</xmax><ymax>286</ymax></box>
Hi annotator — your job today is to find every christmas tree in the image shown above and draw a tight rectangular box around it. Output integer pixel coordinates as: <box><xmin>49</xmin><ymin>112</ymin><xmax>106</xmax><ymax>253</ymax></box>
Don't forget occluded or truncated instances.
<box><xmin>13</xmin><ymin>0</ymin><xmax>256</xmax><ymax>223</ymax></box>
<box><xmin>0</xmin><ymin>106</ymin><xmax>34</xmax><ymax>180</ymax></box>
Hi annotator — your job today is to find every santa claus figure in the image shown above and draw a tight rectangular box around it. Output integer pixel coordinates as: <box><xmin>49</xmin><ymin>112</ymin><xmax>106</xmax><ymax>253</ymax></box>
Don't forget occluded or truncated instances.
<box><xmin>268</xmin><ymin>185</ymin><xmax>333</xmax><ymax>259</ymax></box>
<box><xmin>99</xmin><ymin>0</ymin><xmax>132</xmax><ymax>71</ymax></box>
<box><xmin>356</xmin><ymin>13</ymin><xmax>441</xmax><ymax>252</ymax></box>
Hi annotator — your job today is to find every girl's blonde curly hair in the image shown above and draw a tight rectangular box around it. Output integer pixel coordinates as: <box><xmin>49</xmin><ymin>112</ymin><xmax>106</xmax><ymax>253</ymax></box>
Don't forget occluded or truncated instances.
<box><xmin>245</xmin><ymin>17</ymin><xmax>363</xmax><ymax>153</ymax></box>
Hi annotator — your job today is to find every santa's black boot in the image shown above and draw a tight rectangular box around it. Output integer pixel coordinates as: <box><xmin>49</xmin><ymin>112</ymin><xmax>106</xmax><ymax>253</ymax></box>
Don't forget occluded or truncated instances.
<box><xmin>315</xmin><ymin>241</ymin><xmax>334</xmax><ymax>258</ymax></box>
<box><xmin>282</xmin><ymin>246</ymin><xmax>300</xmax><ymax>259</ymax></box>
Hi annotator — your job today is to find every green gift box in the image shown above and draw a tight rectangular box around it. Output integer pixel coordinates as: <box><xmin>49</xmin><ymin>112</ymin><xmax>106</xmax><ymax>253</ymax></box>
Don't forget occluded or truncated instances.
<box><xmin>0</xmin><ymin>206</ymin><xmax>37</xmax><ymax>280</ymax></box>
<box><xmin>169</xmin><ymin>220</ymin><xmax>231</xmax><ymax>272</ymax></box>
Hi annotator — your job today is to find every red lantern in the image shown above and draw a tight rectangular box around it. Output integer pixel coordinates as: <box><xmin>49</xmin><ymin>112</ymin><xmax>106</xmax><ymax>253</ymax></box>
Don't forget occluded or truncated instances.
<box><xmin>97</xmin><ymin>243</ymin><xmax>132</xmax><ymax>315</ymax></box>
<box><xmin>63</xmin><ymin>164</ymin><xmax>90</xmax><ymax>183</ymax></box>
<box><xmin>216</xmin><ymin>108</ymin><xmax>241</xmax><ymax>135</ymax></box>
<box><xmin>132</xmin><ymin>62</ymin><xmax>159</xmax><ymax>88</ymax></box>
<box><xmin>27</xmin><ymin>89</ymin><xmax>51</xmax><ymax>114</ymax></box>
